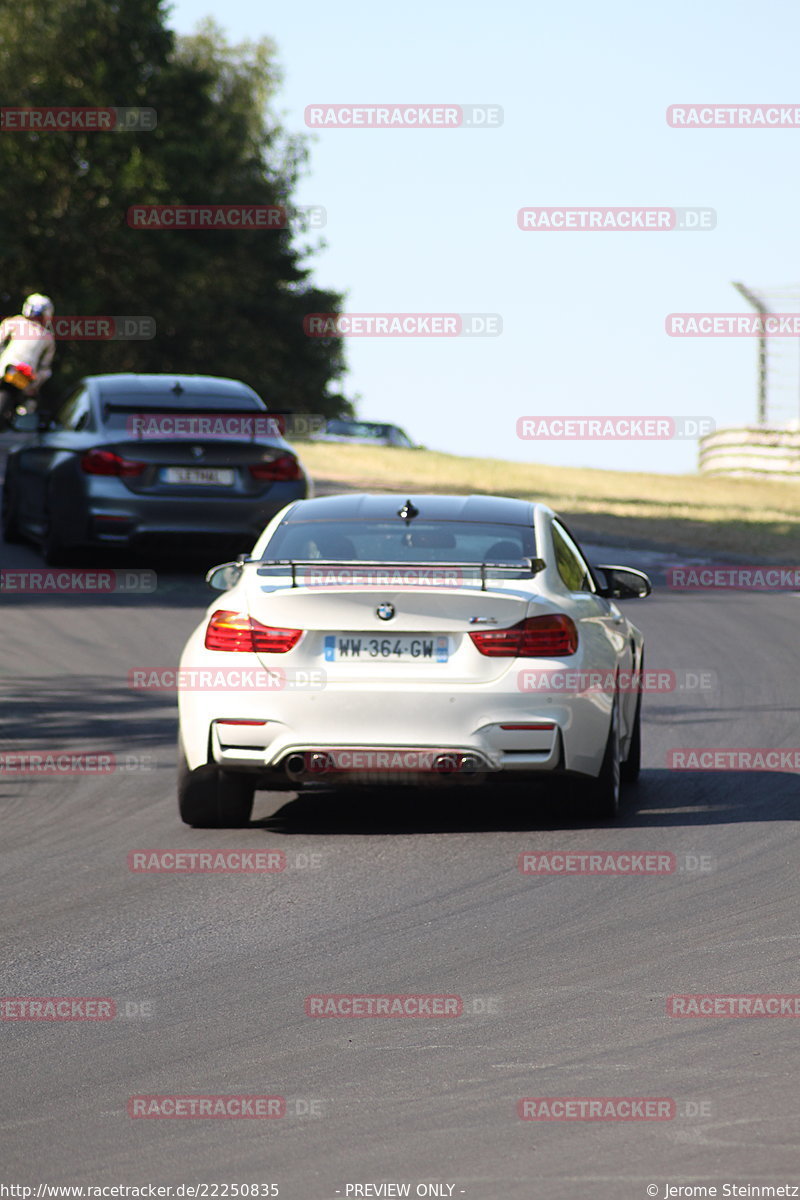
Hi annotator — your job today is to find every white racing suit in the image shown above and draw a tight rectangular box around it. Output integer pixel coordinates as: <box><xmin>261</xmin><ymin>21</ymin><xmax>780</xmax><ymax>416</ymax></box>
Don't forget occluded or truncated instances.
<box><xmin>0</xmin><ymin>314</ymin><xmax>56</xmax><ymax>396</ymax></box>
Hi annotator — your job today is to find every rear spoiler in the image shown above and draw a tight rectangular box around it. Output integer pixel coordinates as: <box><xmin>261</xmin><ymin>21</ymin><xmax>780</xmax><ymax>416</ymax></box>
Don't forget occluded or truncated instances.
<box><xmin>102</xmin><ymin>406</ymin><xmax>284</xmax><ymax>442</ymax></box>
<box><xmin>253</xmin><ymin>557</ymin><xmax>547</xmax><ymax>591</ymax></box>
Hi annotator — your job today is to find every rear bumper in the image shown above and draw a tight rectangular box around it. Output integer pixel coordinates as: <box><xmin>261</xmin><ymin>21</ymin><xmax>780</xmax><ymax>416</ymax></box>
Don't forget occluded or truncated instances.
<box><xmin>177</xmin><ymin>672</ymin><xmax>611</xmax><ymax>781</ymax></box>
<box><xmin>209</xmin><ymin>720</ymin><xmax>563</xmax><ymax>777</ymax></box>
<box><xmin>80</xmin><ymin>482</ymin><xmax>307</xmax><ymax>545</ymax></box>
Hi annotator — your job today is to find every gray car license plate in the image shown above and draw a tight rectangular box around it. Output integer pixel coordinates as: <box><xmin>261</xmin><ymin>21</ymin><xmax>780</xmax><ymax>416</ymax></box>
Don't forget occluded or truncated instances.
<box><xmin>324</xmin><ymin>635</ymin><xmax>450</xmax><ymax>662</ymax></box>
<box><xmin>162</xmin><ymin>467</ymin><xmax>235</xmax><ymax>486</ymax></box>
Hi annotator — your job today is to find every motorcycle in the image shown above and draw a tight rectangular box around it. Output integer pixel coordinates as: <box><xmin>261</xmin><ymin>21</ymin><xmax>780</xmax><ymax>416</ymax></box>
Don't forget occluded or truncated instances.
<box><xmin>0</xmin><ymin>362</ymin><xmax>36</xmax><ymax>430</ymax></box>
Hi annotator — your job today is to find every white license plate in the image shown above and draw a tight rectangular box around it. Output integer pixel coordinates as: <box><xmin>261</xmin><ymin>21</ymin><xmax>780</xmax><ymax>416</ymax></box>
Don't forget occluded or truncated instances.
<box><xmin>324</xmin><ymin>634</ymin><xmax>450</xmax><ymax>662</ymax></box>
<box><xmin>162</xmin><ymin>467</ymin><xmax>235</xmax><ymax>486</ymax></box>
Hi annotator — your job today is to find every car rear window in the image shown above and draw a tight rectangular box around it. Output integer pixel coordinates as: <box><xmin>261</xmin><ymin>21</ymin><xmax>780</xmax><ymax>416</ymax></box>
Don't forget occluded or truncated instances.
<box><xmin>263</xmin><ymin>520</ymin><xmax>536</xmax><ymax>563</ymax></box>
<box><xmin>326</xmin><ymin>420</ymin><xmax>381</xmax><ymax>437</ymax></box>
<box><xmin>101</xmin><ymin>397</ymin><xmax>267</xmax><ymax>433</ymax></box>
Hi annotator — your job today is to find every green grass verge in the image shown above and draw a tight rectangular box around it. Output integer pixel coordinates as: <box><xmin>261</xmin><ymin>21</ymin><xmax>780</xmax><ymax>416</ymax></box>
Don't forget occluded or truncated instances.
<box><xmin>299</xmin><ymin>443</ymin><xmax>800</xmax><ymax>560</ymax></box>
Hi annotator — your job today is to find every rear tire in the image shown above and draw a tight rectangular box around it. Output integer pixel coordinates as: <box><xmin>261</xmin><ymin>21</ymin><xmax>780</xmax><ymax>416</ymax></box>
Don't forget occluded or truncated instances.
<box><xmin>177</xmin><ymin>740</ymin><xmax>255</xmax><ymax>828</ymax></box>
<box><xmin>0</xmin><ymin>388</ymin><xmax>16</xmax><ymax>431</ymax></box>
<box><xmin>621</xmin><ymin>678</ymin><xmax>642</xmax><ymax>784</ymax></box>
<box><xmin>581</xmin><ymin>694</ymin><xmax>621</xmax><ymax>820</ymax></box>
<box><xmin>41</xmin><ymin>497</ymin><xmax>73</xmax><ymax>566</ymax></box>
<box><xmin>1</xmin><ymin>477</ymin><xmax>23</xmax><ymax>544</ymax></box>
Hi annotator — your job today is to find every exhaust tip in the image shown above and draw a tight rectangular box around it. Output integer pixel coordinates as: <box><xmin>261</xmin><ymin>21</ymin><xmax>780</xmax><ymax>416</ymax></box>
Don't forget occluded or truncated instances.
<box><xmin>458</xmin><ymin>754</ymin><xmax>483</xmax><ymax>775</ymax></box>
<box><xmin>432</xmin><ymin>752</ymin><xmax>486</xmax><ymax>777</ymax></box>
<box><xmin>433</xmin><ymin>754</ymin><xmax>459</xmax><ymax>775</ymax></box>
<box><xmin>285</xmin><ymin>751</ymin><xmax>334</xmax><ymax>780</ymax></box>
<box><xmin>285</xmin><ymin>753</ymin><xmax>307</xmax><ymax>781</ymax></box>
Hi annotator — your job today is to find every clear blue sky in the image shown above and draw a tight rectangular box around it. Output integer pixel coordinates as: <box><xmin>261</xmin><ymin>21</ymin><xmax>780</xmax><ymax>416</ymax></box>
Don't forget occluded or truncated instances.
<box><xmin>168</xmin><ymin>0</ymin><xmax>800</xmax><ymax>473</ymax></box>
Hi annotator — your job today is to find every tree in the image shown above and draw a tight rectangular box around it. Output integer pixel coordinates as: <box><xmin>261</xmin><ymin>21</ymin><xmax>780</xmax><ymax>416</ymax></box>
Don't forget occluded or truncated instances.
<box><xmin>0</xmin><ymin>0</ymin><xmax>351</xmax><ymax>415</ymax></box>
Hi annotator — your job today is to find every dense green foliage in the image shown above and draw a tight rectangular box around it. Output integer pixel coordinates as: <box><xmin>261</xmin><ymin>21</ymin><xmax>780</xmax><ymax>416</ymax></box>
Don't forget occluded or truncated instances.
<box><xmin>0</xmin><ymin>0</ymin><xmax>350</xmax><ymax>414</ymax></box>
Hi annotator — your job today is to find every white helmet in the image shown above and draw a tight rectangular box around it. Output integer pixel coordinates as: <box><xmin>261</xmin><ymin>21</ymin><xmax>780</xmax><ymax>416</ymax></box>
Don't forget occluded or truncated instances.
<box><xmin>22</xmin><ymin>293</ymin><xmax>55</xmax><ymax>322</ymax></box>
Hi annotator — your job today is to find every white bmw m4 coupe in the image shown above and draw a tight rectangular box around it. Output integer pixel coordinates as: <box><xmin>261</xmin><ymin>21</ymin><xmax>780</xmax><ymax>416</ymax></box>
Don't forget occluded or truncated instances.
<box><xmin>177</xmin><ymin>493</ymin><xmax>652</xmax><ymax>827</ymax></box>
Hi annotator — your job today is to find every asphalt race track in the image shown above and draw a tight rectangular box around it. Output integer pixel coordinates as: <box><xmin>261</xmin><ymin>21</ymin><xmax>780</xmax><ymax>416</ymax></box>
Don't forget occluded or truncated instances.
<box><xmin>2</xmin><ymin>433</ymin><xmax>799</xmax><ymax>1198</ymax></box>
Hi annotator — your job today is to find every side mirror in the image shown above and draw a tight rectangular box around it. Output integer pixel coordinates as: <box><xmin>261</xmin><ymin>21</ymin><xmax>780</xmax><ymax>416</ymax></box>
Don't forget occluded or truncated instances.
<box><xmin>594</xmin><ymin>564</ymin><xmax>652</xmax><ymax>599</ymax></box>
<box><xmin>205</xmin><ymin>561</ymin><xmax>244</xmax><ymax>591</ymax></box>
<box><xmin>11</xmin><ymin>411</ymin><xmax>42</xmax><ymax>433</ymax></box>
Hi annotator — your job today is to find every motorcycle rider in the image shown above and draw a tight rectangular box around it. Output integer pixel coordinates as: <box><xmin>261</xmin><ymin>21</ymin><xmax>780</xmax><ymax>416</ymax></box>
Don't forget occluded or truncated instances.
<box><xmin>0</xmin><ymin>293</ymin><xmax>56</xmax><ymax>414</ymax></box>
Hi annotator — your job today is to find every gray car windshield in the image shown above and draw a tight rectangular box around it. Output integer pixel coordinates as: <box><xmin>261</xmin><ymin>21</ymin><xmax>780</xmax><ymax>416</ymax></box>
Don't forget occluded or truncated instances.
<box><xmin>263</xmin><ymin>520</ymin><xmax>537</xmax><ymax>563</ymax></box>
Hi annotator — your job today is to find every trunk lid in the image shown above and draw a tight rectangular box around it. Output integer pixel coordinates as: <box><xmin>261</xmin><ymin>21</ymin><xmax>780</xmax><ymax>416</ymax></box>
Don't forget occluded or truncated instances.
<box><xmin>243</xmin><ymin>571</ymin><xmax>549</xmax><ymax>683</ymax></box>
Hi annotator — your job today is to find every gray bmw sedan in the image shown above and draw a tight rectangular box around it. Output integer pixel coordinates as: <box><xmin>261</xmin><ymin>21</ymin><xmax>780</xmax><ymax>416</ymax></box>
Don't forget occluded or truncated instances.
<box><xmin>1</xmin><ymin>373</ymin><xmax>312</xmax><ymax>564</ymax></box>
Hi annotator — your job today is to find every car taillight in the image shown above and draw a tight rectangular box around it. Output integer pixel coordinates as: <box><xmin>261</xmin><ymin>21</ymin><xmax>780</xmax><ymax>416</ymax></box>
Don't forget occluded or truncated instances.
<box><xmin>81</xmin><ymin>449</ymin><xmax>146</xmax><ymax>477</ymax></box>
<box><xmin>469</xmin><ymin>614</ymin><xmax>578</xmax><ymax>657</ymax></box>
<box><xmin>204</xmin><ymin>609</ymin><xmax>303</xmax><ymax>653</ymax></box>
<box><xmin>248</xmin><ymin>454</ymin><xmax>302</xmax><ymax>482</ymax></box>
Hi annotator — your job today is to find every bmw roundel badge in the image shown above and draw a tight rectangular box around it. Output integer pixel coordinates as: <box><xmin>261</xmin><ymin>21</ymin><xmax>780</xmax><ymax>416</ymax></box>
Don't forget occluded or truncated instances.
<box><xmin>376</xmin><ymin>603</ymin><xmax>395</xmax><ymax>621</ymax></box>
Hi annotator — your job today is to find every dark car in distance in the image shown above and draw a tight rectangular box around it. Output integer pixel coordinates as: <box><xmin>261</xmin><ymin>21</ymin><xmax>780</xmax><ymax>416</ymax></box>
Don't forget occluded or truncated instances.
<box><xmin>1</xmin><ymin>373</ymin><xmax>311</xmax><ymax>564</ymax></box>
<box><xmin>311</xmin><ymin>418</ymin><xmax>417</xmax><ymax>448</ymax></box>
